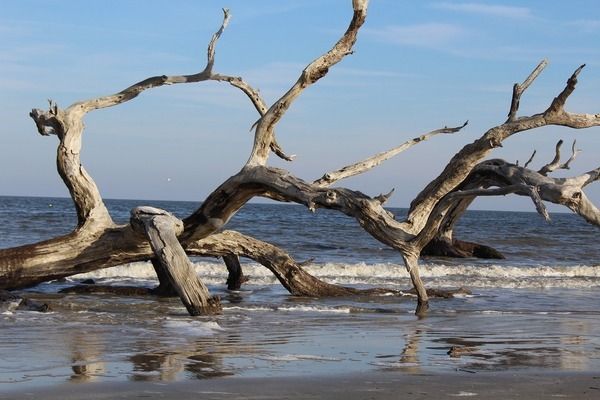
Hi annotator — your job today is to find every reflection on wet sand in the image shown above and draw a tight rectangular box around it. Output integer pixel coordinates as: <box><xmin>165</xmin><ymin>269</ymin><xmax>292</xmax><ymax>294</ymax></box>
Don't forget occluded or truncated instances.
<box><xmin>423</xmin><ymin>315</ymin><xmax>596</xmax><ymax>372</ymax></box>
<box><xmin>52</xmin><ymin>309</ymin><xmax>600</xmax><ymax>382</ymax></box>
<box><xmin>69</xmin><ymin>332</ymin><xmax>106</xmax><ymax>382</ymax></box>
<box><xmin>398</xmin><ymin>329</ymin><xmax>423</xmax><ymax>374</ymax></box>
<box><xmin>559</xmin><ymin>319</ymin><xmax>590</xmax><ymax>371</ymax></box>
<box><xmin>3</xmin><ymin>290</ymin><xmax>600</xmax><ymax>389</ymax></box>
<box><xmin>128</xmin><ymin>347</ymin><xmax>234</xmax><ymax>381</ymax></box>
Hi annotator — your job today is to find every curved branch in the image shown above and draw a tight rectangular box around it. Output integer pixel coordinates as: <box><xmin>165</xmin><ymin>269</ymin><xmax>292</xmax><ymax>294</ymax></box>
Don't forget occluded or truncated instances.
<box><xmin>187</xmin><ymin>230</ymin><xmax>398</xmax><ymax>297</ymax></box>
<box><xmin>562</xmin><ymin>140</ymin><xmax>581</xmax><ymax>170</ymax></box>
<box><xmin>522</xmin><ymin>149</ymin><xmax>536</xmax><ymax>168</ymax></box>
<box><xmin>27</xmin><ymin>11</ymin><xmax>234</xmax><ymax>229</ymax></box>
<box><xmin>474</xmin><ymin>160</ymin><xmax>600</xmax><ymax>227</ymax></box>
<box><xmin>413</xmin><ymin>183</ymin><xmax>550</xmax><ymax>250</ymax></box>
<box><xmin>538</xmin><ymin>139</ymin><xmax>564</xmax><ymax>175</ymax></box>
<box><xmin>577</xmin><ymin>166</ymin><xmax>600</xmax><ymax>188</ymax></box>
<box><xmin>247</xmin><ymin>0</ymin><xmax>369</xmax><ymax>166</ymax></box>
<box><xmin>30</xmin><ymin>105</ymin><xmax>111</xmax><ymax>228</ymax></box>
<box><xmin>212</xmin><ymin>74</ymin><xmax>295</xmax><ymax>161</ymax></box>
<box><xmin>67</xmin><ymin>9</ymin><xmax>231</xmax><ymax>115</ymax></box>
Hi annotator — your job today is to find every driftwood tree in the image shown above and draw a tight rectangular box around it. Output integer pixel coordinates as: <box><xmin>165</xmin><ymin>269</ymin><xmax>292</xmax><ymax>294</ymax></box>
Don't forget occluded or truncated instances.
<box><xmin>1</xmin><ymin>0</ymin><xmax>599</xmax><ymax>315</ymax></box>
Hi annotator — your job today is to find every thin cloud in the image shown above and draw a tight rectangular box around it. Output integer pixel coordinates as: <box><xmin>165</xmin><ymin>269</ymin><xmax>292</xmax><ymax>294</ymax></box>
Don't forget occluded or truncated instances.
<box><xmin>432</xmin><ymin>2</ymin><xmax>532</xmax><ymax>19</ymax></box>
<box><xmin>366</xmin><ymin>23</ymin><xmax>465</xmax><ymax>48</ymax></box>
<box><xmin>334</xmin><ymin>67</ymin><xmax>421</xmax><ymax>79</ymax></box>
<box><xmin>0</xmin><ymin>78</ymin><xmax>41</xmax><ymax>91</ymax></box>
<box><xmin>566</xmin><ymin>19</ymin><xmax>600</xmax><ymax>33</ymax></box>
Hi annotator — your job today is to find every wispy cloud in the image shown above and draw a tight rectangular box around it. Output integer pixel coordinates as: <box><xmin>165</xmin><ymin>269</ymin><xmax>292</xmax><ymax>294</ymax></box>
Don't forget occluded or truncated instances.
<box><xmin>366</xmin><ymin>23</ymin><xmax>465</xmax><ymax>48</ymax></box>
<box><xmin>0</xmin><ymin>20</ymin><xmax>33</xmax><ymax>38</ymax></box>
<box><xmin>432</xmin><ymin>2</ymin><xmax>532</xmax><ymax>19</ymax></box>
<box><xmin>566</xmin><ymin>19</ymin><xmax>600</xmax><ymax>33</ymax></box>
<box><xmin>0</xmin><ymin>78</ymin><xmax>41</xmax><ymax>91</ymax></box>
<box><xmin>231</xmin><ymin>3</ymin><xmax>308</xmax><ymax>24</ymax></box>
<box><xmin>334</xmin><ymin>67</ymin><xmax>421</xmax><ymax>79</ymax></box>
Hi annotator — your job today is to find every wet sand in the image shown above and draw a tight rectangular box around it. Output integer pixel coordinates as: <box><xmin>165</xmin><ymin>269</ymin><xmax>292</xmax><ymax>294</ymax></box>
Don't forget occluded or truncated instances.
<box><xmin>4</xmin><ymin>371</ymin><xmax>600</xmax><ymax>399</ymax></box>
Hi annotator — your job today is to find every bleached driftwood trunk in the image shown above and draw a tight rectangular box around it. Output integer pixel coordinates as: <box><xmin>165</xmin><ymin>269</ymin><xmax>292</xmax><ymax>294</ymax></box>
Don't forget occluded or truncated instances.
<box><xmin>1</xmin><ymin>1</ymin><xmax>598</xmax><ymax>315</ymax></box>
<box><xmin>130</xmin><ymin>207</ymin><xmax>221</xmax><ymax>315</ymax></box>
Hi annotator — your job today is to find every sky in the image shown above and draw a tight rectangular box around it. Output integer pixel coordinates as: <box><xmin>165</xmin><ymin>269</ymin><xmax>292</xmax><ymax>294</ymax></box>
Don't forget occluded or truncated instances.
<box><xmin>1</xmin><ymin>0</ymin><xmax>599</xmax><ymax>212</ymax></box>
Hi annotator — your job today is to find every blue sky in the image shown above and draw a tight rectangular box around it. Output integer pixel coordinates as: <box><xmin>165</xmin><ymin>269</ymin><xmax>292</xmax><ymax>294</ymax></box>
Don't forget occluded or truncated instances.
<box><xmin>1</xmin><ymin>0</ymin><xmax>599</xmax><ymax>212</ymax></box>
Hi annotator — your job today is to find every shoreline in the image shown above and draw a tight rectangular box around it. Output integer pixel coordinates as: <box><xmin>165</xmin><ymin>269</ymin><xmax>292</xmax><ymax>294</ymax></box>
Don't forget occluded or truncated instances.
<box><xmin>3</xmin><ymin>370</ymin><xmax>600</xmax><ymax>399</ymax></box>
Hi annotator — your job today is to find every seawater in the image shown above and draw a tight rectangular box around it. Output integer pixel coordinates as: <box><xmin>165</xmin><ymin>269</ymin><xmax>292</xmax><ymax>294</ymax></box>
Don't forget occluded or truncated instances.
<box><xmin>0</xmin><ymin>196</ymin><xmax>599</xmax><ymax>389</ymax></box>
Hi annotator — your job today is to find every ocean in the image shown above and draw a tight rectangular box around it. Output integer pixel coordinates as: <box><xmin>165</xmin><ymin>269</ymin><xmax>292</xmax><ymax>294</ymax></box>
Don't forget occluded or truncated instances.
<box><xmin>1</xmin><ymin>196</ymin><xmax>599</xmax><ymax>389</ymax></box>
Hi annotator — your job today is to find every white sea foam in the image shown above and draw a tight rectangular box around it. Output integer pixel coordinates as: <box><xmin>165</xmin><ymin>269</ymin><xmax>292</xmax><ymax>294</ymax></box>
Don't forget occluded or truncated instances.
<box><xmin>275</xmin><ymin>305</ymin><xmax>351</xmax><ymax>314</ymax></box>
<box><xmin>225</xmin><ymin>305</ymin><xmax>273</xmax><ymax>312</ymax></box>
<box><xmin>257</xmin><ymin>354</ymin><xmax>341</xmax><ymax>362</ymax></box>
<box><xmin>162</xmin><ymin>318</ymin><xmax>223</xmax><ymax>336</ymax></box>
<box><xmin>449</xmin><ymin>392</ymin><xmax>479</xmax><ymax>397</ymax></box>
<box><xmin>224</xmin><ymin>305</ymin><xmax>351</xmax><ymax>314</ymax></box>
<box><xmin>73</xmin><ymin>261</ymin><xmax>600</xmax><ymax>289</ymax></box>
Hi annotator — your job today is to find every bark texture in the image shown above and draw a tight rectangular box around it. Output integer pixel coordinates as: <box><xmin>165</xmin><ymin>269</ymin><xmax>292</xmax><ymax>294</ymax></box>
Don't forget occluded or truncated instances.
<box><xmin>1</xmin><ymin>1</ymin><xmax>598</xmax><ymax>315</ymax></box>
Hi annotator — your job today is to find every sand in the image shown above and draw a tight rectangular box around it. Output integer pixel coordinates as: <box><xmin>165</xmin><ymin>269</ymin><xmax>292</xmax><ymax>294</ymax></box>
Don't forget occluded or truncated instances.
<box><xmin>3</xmin><ymin>371</ymin><xmax>600</xmax><ymax>399</ymax></box>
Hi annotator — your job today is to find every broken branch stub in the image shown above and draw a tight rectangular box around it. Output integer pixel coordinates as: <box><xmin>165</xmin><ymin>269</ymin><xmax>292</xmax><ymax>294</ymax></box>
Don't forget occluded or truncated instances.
<box><xmin>130</xmin><ymin>207</ymin><xmax>221</xmax><ymax>316</ymax></box>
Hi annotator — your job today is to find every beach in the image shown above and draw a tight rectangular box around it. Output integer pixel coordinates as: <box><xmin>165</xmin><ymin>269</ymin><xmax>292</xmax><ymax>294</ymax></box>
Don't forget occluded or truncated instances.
<box><xmin>4</xmin><ymin>371</ymin><xmax>600</xmax><ymax>399</ymax></box>
<box><xmin>2</xmin><ymin>285</ymin><xmax>600</xmax><ymax>398</ymax></box>
<box><xmin>1</xmin><ymin>197</ymin><xmax>599</xmax><ymax>397</ymax></box>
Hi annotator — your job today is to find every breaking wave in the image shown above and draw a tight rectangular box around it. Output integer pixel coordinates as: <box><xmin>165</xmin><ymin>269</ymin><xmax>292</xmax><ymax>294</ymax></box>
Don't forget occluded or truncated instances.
<box><xmin>73</xmin><ymin>261</ymin><xmax>600</xmax><ymax>289</ymax></box>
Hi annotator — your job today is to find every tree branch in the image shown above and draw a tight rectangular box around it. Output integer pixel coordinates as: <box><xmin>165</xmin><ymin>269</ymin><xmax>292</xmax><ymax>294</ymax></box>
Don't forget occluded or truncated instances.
<box><xmin>66</xmin><ymin>9</ymin><xmax>231</xmax><ymax>115</ymax></box>
<box><xmin>413</xmin><ymin>183</ymin><xmax>550</xmax><ymax>250</ymax></box>
<box><xmin>186</xmin><ymin>230</ymin><xmax>398</xmax><ymax>297</ymax></box>
<box><xmin>27</xmin><ymin>10</ymin><xmax>234</xmax><ymax>228</ymax></box>
<box><xmin>313</xmin><ymin>121</ymin><xmax>467</xmax><ymax>187</ymax></box>
<box><xmin>538</xmin><ymin>139</ymin><xmax>581</xmax><ymax>175</ymax></box>
<box><xmin>538</xmin><ymin>139</ymin><xmax>564</xmax><ymax>175</ymax></box>
<box><xmin>247</xmin><ymin>0</ymin><xmax>369</xmax><ymax>166</ymax></box>
<box><xmin>406</xmin><ymin>62</ymin><xmax>600</xmax><ymax>235</ymax></box>
<box><xmin>472</xmin><ymin>159</ymin><xmax>600</xmax><ymax>227</ymax></box>
<box><xmin>523</xmin><ymin>149</ymin><xmax>537</xmax><ymax>168</ymax></box>
<box><xmin>546</xmin><ymin>64</ymin><xmax>585</xmax><ymax>115</ymax></box>
<box><xmin>561</xmin><ymin>139</ymin><xmax>581</xmax><ymax>170</ymax></box>
<box><xmin>29</xmin><ymin>103</ymin><xmax>111</xmax><ymax>228</ymax></box>
<box><xmin>212</xmin><ymin>74</ymin><xmax>295</xmax><ymax>161</ymax></box>
<box><xmin>130</xmin><ymin>207</ymin><xmax>221</xmax><ymax>315</ymax></box>
<box><xmin>507</xmin><ymin>59</ymin><xmax>548</xmax><ymax>122</ymax></box>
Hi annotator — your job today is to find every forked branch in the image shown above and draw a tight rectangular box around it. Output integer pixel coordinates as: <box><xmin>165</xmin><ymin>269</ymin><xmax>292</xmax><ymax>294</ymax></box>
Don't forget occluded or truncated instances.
<box><xmin>538</xmin><ymin>139</ymin><xmax>581</xmax><ymax>175</ymax></box>
<box><xmin>407</xmin><ymin>61</ymin><xmax>600</xmax><ymax>234</ymax></box>
<box><xmin>507</xmin><ymin>59</ymin><xmax>548</xmax><ymax>122</ymax></box>
<box><xmin>67</xmin><ymin>9</ymin><xmax>232</xmax><ymax>115</ymax></box>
